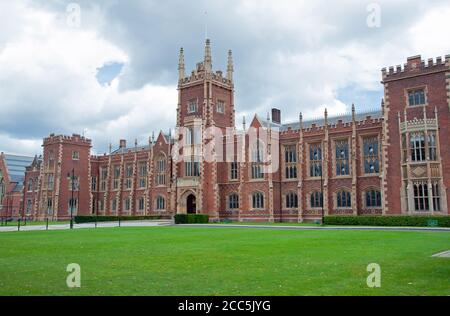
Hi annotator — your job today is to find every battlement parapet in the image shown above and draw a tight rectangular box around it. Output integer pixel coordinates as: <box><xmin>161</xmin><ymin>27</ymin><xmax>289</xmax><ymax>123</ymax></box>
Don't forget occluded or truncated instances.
<box><xmin>43</xmin><ymin>133</ymin><xmax>92</xmax><ymax>146</ymax></box>
<box><xmin>179</xmin><ymin>64</ymin><xmax>232</xmax><ymax>87</ymax></box>
<box><xmin>382</xmin><ymin>55</ymin><xmax>449</xmax><ymax>82</ymax></box>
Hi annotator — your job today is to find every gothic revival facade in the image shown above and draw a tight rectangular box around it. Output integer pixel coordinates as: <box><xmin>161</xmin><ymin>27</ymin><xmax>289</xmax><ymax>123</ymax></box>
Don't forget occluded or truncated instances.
<box><xmin>1</xmin><ymin>40</ymin><xmax>449</xmax><ymax>222</ymax></box>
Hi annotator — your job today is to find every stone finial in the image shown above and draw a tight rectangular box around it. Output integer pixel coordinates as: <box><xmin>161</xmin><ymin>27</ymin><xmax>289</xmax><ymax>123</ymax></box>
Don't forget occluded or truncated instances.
<box><xmin>299</xmin><ymin>112</ymin><xmax>303</xmax><ymax>129</ymax></box>
<box><xmin>135</xmin><ymin>138</ymin><xmax>138</xmax><ymax>148</ymax></box>
<box><xmin>324</xmin><ymin>108</ymin><xmax>328</xmax><ymax>125</ymax></box>
<box><xmin>227</xmin><ymin>50</ymin><xmax>234</xmax><ymax>82</ymax></box>
<box><xmin>242</xmin><ymin>116</ymin><xmax>246</xmax><ymax>131</ymax></box>
<box><xmin>352</xmin><ymin>103</ymin><xmax>356</xmax><ymax>121</ymax></box>
<box><xmin>109</xmin><ymin>143</ymin><xmax>112</xmax><ymax>154</ymax></box>
<box><xmin>178</xmin><ymin>47</ymin><xmax>185</xmax><ymax>80</ymax></box>
<box><xmin>152</xmin><ymin>131</ymin><xmax>155</xmax><ymax>143</ymax></box>
<box><xmin>381</xmin><ymin>99</ymin><xmax>385</xmax><ymax>115</ymax></box>
<box><xmin>204</xmin><ymin>38</ymin><xmax>212</xmax><ymax>73</ymax></box>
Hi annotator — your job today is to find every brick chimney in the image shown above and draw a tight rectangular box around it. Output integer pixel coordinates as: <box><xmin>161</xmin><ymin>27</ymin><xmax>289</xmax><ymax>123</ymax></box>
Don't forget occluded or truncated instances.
<box><xmin>271</xmin><ymin>108</ymin><xmax>281</xmax><ymax>124</ymax></box>
<box><xmin>119</xmin><ymin>139</ymin><xmax>127</xmax><ymax>149</ymax></box>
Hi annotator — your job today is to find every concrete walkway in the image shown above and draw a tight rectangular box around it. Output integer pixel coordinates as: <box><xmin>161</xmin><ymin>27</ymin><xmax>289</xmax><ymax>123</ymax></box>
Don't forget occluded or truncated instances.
<box><xmin>179</xmin><ymin>224</ymin><xmax>450</xmax><ymax>233</ymax></box>
<box><xmin>0</xmin><ymin>221</ymin><xmax>449</xmax><ymax>233</ymax></box>
<box><xmin>0</xmin><ymin>220</ymin><xmax>173</xmax><ymax>233</ymax></box>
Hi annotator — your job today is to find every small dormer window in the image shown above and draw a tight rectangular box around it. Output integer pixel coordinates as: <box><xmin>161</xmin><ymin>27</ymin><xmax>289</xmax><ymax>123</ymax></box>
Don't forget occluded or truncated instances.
<box><xmin>216</xmin><ymin>100</ymin><xmax>225</xmax><ymax>114</ymax></box>
<box><xmin>408</xmin><ymin>89</ymin><xmax>426</xmax><ymax>106</ymax></box>
<box><xmin>188</xmin><ymin>99</ymin><xmax>198</xmax><ymax>113</ymax></box>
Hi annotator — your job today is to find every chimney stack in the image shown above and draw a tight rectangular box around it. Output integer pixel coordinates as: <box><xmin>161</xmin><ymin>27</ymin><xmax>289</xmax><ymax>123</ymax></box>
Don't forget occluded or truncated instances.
<box><xmin>271</xmin><ymin>108</ymin><xmax>281</xmax><ymax>124</ymax></box>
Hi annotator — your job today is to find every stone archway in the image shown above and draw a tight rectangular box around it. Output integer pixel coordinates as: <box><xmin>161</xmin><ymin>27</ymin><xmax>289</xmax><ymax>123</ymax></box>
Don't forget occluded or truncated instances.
<box><xmin>187</xmin><ymin>194</ymin><xmax>197</xmax><ymax>214</ymax></box>
<box><xmin>177</xmin><ymin>189</ymin><xmax>199</xmax><ymax>214</ymax></box>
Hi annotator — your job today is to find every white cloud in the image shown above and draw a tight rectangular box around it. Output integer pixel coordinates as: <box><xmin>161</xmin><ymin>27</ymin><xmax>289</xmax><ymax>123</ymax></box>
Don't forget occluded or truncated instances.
<box><xmin>0</xmin><ymin>134</ymin><xmax>41</xmax><ymax>156</ymax></box>
<box><xmin>408</xmin><ymin>5</ymin><xmax>450</xmax><ymax>57</ymax></box>
<box><xmin>0</xmin><ymin>1</ymin><xmax>176</xmax><ymax>155</ymax></box>
<box><xmin>0</xmin><ymin>0</ymin><xmax>449</xmax><ymax>156</ymax></box>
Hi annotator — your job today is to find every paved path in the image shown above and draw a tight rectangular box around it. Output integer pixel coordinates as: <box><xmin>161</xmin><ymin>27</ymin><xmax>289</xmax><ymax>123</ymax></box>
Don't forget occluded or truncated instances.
<box><xmin>0</xmin><ymin>220</ymin><xmax>173</xmax><ymax>233</ymax></box>
<box><xmin>179</xmin><ymin>224</ymin><xmax>450</xmax><ymax>233</ymax></box>
<box><xmin>1</xmin><ymin>221</ymin><xmax>449</xmax><ymax>233</ymax></box>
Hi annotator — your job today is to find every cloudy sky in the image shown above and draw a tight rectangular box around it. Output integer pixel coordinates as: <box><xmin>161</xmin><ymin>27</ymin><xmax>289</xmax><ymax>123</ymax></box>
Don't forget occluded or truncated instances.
<box><xmin>0</xmin><ymin>0</ymin><xmax>449</xmax><ymax>156</ymax></box>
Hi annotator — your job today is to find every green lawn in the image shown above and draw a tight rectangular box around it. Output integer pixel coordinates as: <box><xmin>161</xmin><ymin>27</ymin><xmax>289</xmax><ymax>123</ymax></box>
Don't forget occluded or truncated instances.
<box><xmin>0</xmin><ymin>226</ymin><xmax>448</xmax><ymax>296</ymax></box>
<box><xmin>217</xmin><ymin>221</ymin><xmax>321</xmax><ymax>226</ymax></box>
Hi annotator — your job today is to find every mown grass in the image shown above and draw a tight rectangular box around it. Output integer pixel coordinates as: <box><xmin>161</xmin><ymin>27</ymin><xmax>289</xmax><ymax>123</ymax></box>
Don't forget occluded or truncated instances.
<box><xmin>0</xmin><ymin>226</ymin><xmax>448</xmax><ymax>296</ymax></box>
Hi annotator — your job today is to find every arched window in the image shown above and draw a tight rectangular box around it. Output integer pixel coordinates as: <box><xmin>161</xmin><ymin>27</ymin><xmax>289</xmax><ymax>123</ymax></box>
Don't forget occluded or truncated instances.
<box><xmin>111</xmin><ymin>198</ymin><xmax>118</xmax><ymax>213</ymax></box>
<box><xmin>156</xmin><ymin>196</ymin><xmax>165</xmax><ymax>210</ymax></box>
<box><xmin>68</xmin><ymin>198</ymin><xmax>78</xmax><ymax>215</ymax></box>
<box><xmin>410</xmin><ymin>132</ymin><xmax>426</xmax><ymax>162</ymax></box>
<box><xmin>337</xmin><ymin>190</ymin><xmax>351</xmax><ymax>208</ymax></box>
<box><xmin>228</xmin><ymin>193</ymin><xmax>239</xmax><ymax>209</ymax></box>
<box><xmin>138</xmin><ymin>197</ymin><xmax>145</xmax><ymax>212</ymax></box>
<box><xmin>27</xmin><ymin>179</ymin><xmax>33</xmax><ymax>192</ymax></box>
<box><xmin>428</xmin><ymin>132</ymin><xmax>437</xmax><ymax>161</ymax></box>
<box><xmin>251</xmin><ymin>141</ymin><xmax>264</xmax><ymax>179</ymax></box>
<box><xmin>335</xmin><ymin>140</ymin><xmax>349</xmax><ymax>176</ymax></box>
<box><xmin>310</xmin><ymin>191</ymin><xmax>323</xmax><ymax>208</ymax></box>
<box><xmin>0</xmin><ymin>172</ymin><xmax>5</xmax><ymax>204</ymax></box>
<box><xmin>124</xmin><ymin>198</ymin><xmax>131</xmax><ymax>212</ymax></box>
<box><xmin>365</xmin><ymin>189</ymin><xmax>381</xmax><ymax>208</ymax></box>
<box><xmin>252</xmin><ymin>192</ymin><xmax>264</xmax><ymax>209</ymax></box>
<box><xmin>286</xmin><ymin>192</ymin><xmax>298</xmax><ymax>208</ymax></box>
<box><xmin>413</xmin><ymin>181</ymin><xmax>429</xmax><ymax>211</ymax></box>
<box><xmin>309</xmin><ymin>143</ymin><xmax>322</xmax><ymax>177</ymax></box>
<box><xmin>26</xmin><ymin>199</ymin><xmax>33</xmax><ymax>214</ymax></box>
<box><xmin>284</xmin><ymin>145</ymin><xmax>297</xmax><ymax>179</ymax></box>
<box><xmin>156</xmin><ymin>155</ymin><xmax>166</xmax><ymax>185</ymax></box>
<box><xmin>363</xmin><ymin>136</ymin><xmax>380</xmax><ymax>174</ymax></box>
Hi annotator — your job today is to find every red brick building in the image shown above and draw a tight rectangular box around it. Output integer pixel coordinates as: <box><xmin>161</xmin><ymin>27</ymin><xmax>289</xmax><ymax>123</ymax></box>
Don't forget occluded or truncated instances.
<box><xmin>1</xmin><ymin>40</ymin><xmax>449</xmax><ymax>221</ymax></box>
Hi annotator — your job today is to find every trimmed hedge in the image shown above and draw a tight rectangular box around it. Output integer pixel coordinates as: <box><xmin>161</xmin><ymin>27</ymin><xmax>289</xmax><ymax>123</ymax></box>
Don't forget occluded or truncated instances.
<box><xmin>174</xmin><ymin>214</ymin><xmax>209</xmax><ymax>224</ymax></box>
<box><xmin>324</xmin><ymin>215</ymin><xmax>450</xmax><ymax>227</ymax></box>
<box><xmin>74</xmin><ymin>215</ymin><xmax>165</xmax><ymax>224</ymax></box>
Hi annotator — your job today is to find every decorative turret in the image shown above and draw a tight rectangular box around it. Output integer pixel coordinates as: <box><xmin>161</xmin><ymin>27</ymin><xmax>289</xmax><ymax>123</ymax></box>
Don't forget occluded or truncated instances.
<box><xmin>204</xmin><ymin>39</ymin><xmax>212</xmax><ymax>73</ymax></box>
<box><xmin>178</xmin><ymin>47</ymin><xmax>185</xmax><ymax>80</ymax></box>
<box><xmin>227</xmin><ymin>50</ymin><xmax>234</xmax><ymax>82</ymax></box>
<box><xmin>352</xmin><ymin>103</ymin><xmax>356</xmax><ymax>122</ymax></box>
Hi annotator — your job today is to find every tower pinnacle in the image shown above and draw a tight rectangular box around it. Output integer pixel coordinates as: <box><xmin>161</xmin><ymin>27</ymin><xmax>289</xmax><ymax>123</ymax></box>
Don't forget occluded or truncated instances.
<box><xmin>178</xmin><ymin>47</ymin><xmax>185</xmax><ymax>80</ymax></box>
<box><xmin>204</xmin><ymin>39</ymin><xmax>212</xmax><ymax>73</ymax></box>
<box><xmin>227</xmin><ymin>50</ymin><xmax>234</xmax><ymax>82</ymax></box>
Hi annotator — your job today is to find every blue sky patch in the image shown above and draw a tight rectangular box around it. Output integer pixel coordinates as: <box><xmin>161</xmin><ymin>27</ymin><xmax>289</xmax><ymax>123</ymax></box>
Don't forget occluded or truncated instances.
<box><xmin>96</xmin><ymin>62</ymin><xmax>124</xmax><ymax>86</ymax></box>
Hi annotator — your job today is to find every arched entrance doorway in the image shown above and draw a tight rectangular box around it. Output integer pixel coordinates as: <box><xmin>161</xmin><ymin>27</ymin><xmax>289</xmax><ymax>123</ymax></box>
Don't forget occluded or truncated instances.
<box><xmin>187</xmin><ymin>194</ymin><xmax>197</xmax><ymax>214</ymax></box>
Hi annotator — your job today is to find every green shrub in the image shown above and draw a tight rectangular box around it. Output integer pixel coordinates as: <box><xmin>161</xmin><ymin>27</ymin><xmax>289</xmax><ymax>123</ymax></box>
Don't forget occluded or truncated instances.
<box><xmin>174</xmin><ymin>214</ymin><xmax>209</xmax><ymax>224</ymax></box>
<box><xmin>74</xmin><ymin>215</ymin><xmax>166</xmax><ymax>224</ymax></box>
<box><xmin>324</xmin><ymin>215</ymin><xmax>450</xmax><ymax>227</ymax></box>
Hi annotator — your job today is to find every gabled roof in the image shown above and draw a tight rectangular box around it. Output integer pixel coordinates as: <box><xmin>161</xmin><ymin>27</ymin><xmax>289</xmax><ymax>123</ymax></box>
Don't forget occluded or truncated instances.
<box><xmin>3</xmin><ymin>154</ymin><xmax>34</xmax><ymax>183</ymax></box>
